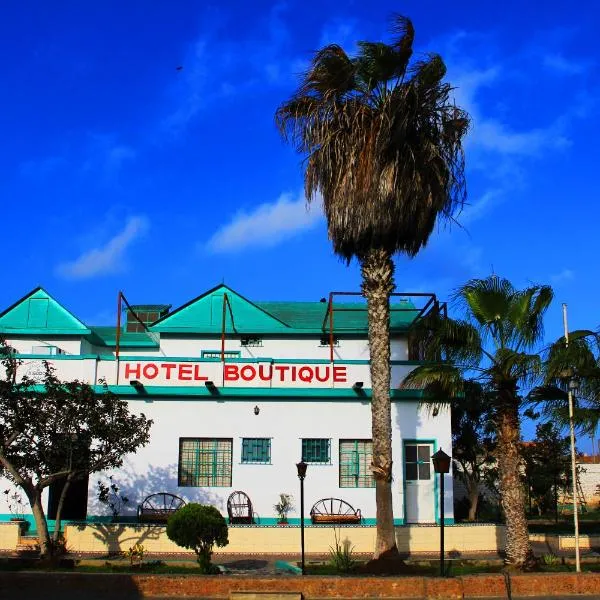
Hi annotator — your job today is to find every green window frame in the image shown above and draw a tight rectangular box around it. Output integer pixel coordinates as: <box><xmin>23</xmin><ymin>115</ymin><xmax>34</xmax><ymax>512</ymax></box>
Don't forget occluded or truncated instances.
<box><xmin>201</xmin><ymin>350</ymin><xmax>241</xmax><ymax>359</ymax></box>
<box><xmin>241</xmin><ymin>438</ymin><xmax>271</xmax><ymax>464</ymax></box>
<box><xmin>339</xmin><ymin>439</ymin><xmax>375</xmax><ymax>488</ymax></box>
<box><xmin>301</xmin><ymin>438</ymin><xmax>330</xmax><ymax>464</ymax></box>
<box><xmin>178</xmin><ymin>438</ymin><xmax>232</xmax><ymax>487</ymax></box>
<box><xmin>404</xmin><ymin>443</ymin><xmax>432</xmax><ymax>481</ymax></box>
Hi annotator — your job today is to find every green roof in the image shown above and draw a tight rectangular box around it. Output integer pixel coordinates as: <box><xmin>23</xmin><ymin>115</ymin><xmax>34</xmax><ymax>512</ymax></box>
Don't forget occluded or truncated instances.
<box><xmin>0</xmin><ymin>287</ymin><xmax>90</xmax><ymax>335</ymax></box>
<box><xmin>0</xmin><ymin>285</ymin><xmax>420</xmax><ymax>340</ymax></box>
<box><xmin>126</xmin><ymin>304</ymin><xmax>171</xmax><ymax>312</ymax></box>
<box><xmin>257</xmin><ymin>301</ymin><xmax>418</xmax><ymax>332</ymax></box>
<box><xmin>151</xmin><ymin>284</ymin><xmax>290</xmax><ymax>334</ymax></box>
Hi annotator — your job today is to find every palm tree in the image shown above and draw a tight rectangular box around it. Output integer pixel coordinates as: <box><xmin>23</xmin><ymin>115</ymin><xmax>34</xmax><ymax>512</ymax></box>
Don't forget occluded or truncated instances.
<box><xmin>531</xmin><ymin>331</ymin><xmax>600</xmax><ymax>434</ymax></box>
<box><xmin>276</xmin><ymin>15</ymin><xmax>469</xmax><ymax>559</ymax></box>
<box><xmin>404</xmin><ymin>276</ymin><xmax>553</xmax><ymax>569</ymax></box>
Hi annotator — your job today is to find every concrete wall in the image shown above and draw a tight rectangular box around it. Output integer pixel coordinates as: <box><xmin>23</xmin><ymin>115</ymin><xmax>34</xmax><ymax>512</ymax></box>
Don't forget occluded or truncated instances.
<box><xmin>0</xmin><ymin>521</ymin><xmax>20</xmax><ymax>551</ymax></box>
<box><xmin>63</xmin><ymin>523</ymin><xmax>504</xmax><ymax>555</ymax></box>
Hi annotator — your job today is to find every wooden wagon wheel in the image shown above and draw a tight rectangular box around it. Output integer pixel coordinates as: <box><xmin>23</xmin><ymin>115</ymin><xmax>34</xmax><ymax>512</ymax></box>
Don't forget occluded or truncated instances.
<box><xmin>311</xmin><ymin>498</ymin><xmax>355</xmax><ymax>517</ymax></box>
<box><xmin>227</xmin><ymin>491</ymin><xmax>252</xmax><ymax>517</ymax></box>
<box><xmin>144</xmin><ymin>493</ymin><xmax>186</xmax><ymax>512</ymax></box>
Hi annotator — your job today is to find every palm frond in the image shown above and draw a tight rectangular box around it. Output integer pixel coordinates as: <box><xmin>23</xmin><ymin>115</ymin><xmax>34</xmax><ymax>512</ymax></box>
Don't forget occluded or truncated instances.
<box><xmin>275</xmin><ymin>15</ymin><xmax>470</xmax><ymax>262</ymax></box>
<box><xmin>408</xmin><ymin>312</ymin><xmax>483</xmax><ymax>366</ymax></box>
<box><xmin>402</xmin><ymin>363</ymin><xmax>464</xmax><ymax>406</ymax></box>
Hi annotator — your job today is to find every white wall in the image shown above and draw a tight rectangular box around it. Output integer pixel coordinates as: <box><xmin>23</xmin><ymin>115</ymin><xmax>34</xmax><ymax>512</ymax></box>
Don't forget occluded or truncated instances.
<box><xmin>87</xmin><ymin>398</ymin><xmax>452</xmax><ymax>523</ymax></box>
<box><xmin>5</xmin><ymin>336</ymin><xmax>83</xmax><ymax>355</ymax></box>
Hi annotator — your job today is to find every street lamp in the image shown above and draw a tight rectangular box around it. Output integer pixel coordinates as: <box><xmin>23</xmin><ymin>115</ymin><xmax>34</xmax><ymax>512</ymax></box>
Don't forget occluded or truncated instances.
<box><xmin>563</xmin><ymin>304</ymin><xmax>581</xmax><ymax>573</ymax></box>
<box><xmin>296</xmin><ymin>460</ymin><xmax>308</xmax><ymax>575</ymax></box>
<box><xmin>432</xmin><ymin>448</ymin><xmax>451</xmax><ymax>577</ymax></box>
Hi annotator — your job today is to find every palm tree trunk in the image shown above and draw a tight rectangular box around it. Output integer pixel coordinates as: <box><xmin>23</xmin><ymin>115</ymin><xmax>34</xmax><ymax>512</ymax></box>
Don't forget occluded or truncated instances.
<box><xmin>361</xmin><ymin>248</ymin><xmax>398</xmax><ymax>559</ymax></box>
<box><xmin>496</xmin><ymin>389</ymin><xmax>534</xmax><ymax>569</ymax></box>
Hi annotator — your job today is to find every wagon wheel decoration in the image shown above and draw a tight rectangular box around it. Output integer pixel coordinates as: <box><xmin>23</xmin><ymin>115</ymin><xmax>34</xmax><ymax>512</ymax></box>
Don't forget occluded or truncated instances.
<box><xmin>143</xmin><ymin>493</ymin><xmax>186</xmax><ymax>514</ymax></box>
<box><xmin>311</xmin><ymin>498</ymin><xmax>356</xmax><ymax>518</ymax></box>
<box><xmin>227</xmin><ymin>490</ymin><xmax>253</xmax><ymax>518</ymax></box>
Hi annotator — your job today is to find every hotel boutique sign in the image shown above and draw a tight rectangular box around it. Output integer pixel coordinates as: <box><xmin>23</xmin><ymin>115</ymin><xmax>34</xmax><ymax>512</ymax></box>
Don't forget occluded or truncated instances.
<box><xmin>121</xmin><ymin>361</ymin><xmax>352</xmax><ymax>388</ymax></box>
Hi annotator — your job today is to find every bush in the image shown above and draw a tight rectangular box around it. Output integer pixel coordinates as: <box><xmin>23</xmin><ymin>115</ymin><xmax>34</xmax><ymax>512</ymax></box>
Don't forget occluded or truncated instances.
<box><xmin>166</xmin><ymin>504</ymin><xmax>228</xmax><ymax>573</ymax></box>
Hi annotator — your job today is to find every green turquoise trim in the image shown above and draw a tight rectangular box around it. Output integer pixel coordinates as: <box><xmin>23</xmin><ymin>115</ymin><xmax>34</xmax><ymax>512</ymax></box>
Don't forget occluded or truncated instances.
<box><xmin>0</xmin><ymin>514</ymin><xmax>454</xmax><ymax>529</ymax></box>
<box><xmin>110</xmin><ymin>356</ymin><xmax>422</xmax><ymax>367</ymax></box>
<box><xmin>0</xmin><ymin>329</ymin><xmax>91</xmax><ymax>335</ymax></box>
<box><xmin>97</xmin><ymin>385</ymin><xmax>427</xmax><ymax>401</ymax></box>
<box><xmin>16</xmin><ymin>353</ymin><xmax>101</xmax><ymax>360</ymax></box>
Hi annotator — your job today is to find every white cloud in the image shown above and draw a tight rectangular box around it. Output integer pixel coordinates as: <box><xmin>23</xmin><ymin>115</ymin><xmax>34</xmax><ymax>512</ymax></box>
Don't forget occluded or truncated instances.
<box><xmin>56</xmin><ymin>216</ymin><xmax>149</xmax><ymax>279</ymax></box>
<box><xmin>82</xmin><ymin>134</ymin><xmax>136</xmax><ymax>178</ymax></box>
<box><xmin>461</xmin><ymin>188</ymin><xmax>505</xmax><ymax>225</ymax></box>
<box><xmin>450</xmin><ymin>65</ymin><xmax>569</xmax><ymax>157</ymax></box>
<box><xmin>543</xmin><ymin>54</ymin><xmax>586</xmax><ymax>75</ymax></box>
<box><xmin>320</xmin><ymin>18</ymin><xmax>358</xmax><ymax>48</ymax></box>
<box><xmin>550</xmin><ymin>268</ymin><xmax>575</xmax><ymax>284</ymax></box>
<box><xmin>206</xmin><ymin>191</ymin><xmax>323</xmax><ymax>253</ymax></box>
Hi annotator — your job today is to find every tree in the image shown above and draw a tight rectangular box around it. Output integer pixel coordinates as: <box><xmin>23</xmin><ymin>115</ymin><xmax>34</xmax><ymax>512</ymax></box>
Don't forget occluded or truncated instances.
<box><xmin>522</xmin><ymin>422</ymin><xmax>571</xmax><ymax>519</ymax></box>
<box><xmin>404</xmin><ymin>276</ymin><xmax>553</xmax><ymax>569</ymax></box>
<box><xmin>452</xmin><ymin>382</ymin><xmax>496</xmax><ymax>521</ymax></box>
<box><xmin>0</xmin><ymin>348</ymin><xmax>152</xmax><ymax>559</ymax></box>
<box><xmin>166</xmin><ymin>503</ymin><xmax>229</xmax><ymax>573</ymax></box>
<box><xmin>276</xmin><ymin>14</ymin><xmax>469</xmax><ymax>560</ymax></box>
<box><xmin>531</xmin><ymin>330</ymin><xmax>600</xmax><ymax>437</ymax></box>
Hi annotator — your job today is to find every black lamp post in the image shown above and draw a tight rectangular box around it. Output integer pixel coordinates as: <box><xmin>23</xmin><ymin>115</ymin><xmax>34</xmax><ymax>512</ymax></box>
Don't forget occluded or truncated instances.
<box><xmin>296</xmin><ymin>460</ymin><xmax>308</xmax><ymax>575</ymax></box>
<box><xmin>432</xmin><ymin>448</ymin><xmax>451</xmax><ymax>577</ymax></box>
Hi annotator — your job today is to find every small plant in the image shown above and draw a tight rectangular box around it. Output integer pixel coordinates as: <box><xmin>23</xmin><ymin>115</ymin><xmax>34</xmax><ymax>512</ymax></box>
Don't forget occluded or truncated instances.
<box><xmin>4</xmin><ymin>487</ymin><xmax>25</xmax><ymax>519</ymax></box>
<box><xmin>274</xmin><ymin>493</ymin><xmax>294</xmax><ymax>524</ymax></box>
<box><xmin>3</xmin><ymin>487</ymin><xmax>30</xmax><ymax>533</ymax></box>
<box><xmin>126</xmin><ymin>542</ymin><xmax>145</xmax><ymax>568</ymax></box>
<box><xmin>97</xmin><ymin>476</ymin><xmax>129</xmax><ymax>520</ymax></box>
<box><xmin>541</xmin><ymin>553</ymin><xmax>560</xmax><ymax>566</ymax></box>
<box><xmin>166</xmin><ymin>503</ymin><xmax>228</xmax><ymax>574</ymax></box>
<box><xmin>328</xmin><ymin>528</ymin><xmax>356</xmax><ymax>573</ymax></box>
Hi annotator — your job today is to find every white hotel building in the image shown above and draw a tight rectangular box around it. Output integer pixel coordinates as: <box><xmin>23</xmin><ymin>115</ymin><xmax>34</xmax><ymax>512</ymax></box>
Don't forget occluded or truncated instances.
<box><xmin>0</xmin><ymin>284</ymin><xmax>453</xmax><ymax>528</ymax></box>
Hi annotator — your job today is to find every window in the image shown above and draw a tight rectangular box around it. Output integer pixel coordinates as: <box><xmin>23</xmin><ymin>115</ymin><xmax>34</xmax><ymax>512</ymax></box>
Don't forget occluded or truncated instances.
<box><xmin>301</xmin><ymin>438</ymin><xmax>330</xmax><ymax>463</ymax></box>
<box><xmin>31</xmin><ymin>345</ymin><xmax>65</xmax><ymax>355</ymax></box>
<box><xmin>241</xmin><ymin>438</ymin><xmax>271</xmax><ymax>464</ymax></box>
<box><xmin>339</xmin><ymin>439</ymin><xmax>375</xmax><ymax>488</ymax></box>
<box><xmin>178</xmin><ymin>438</ymin><xmax>232</xmax><ymax>487</ymax></box>
<box><xmin>201</xmin><ymin>350</ymin><xmax>241</xmax><ymax>359</ymax></box>
<box><xmin>404</xmin><ymin>443</ymin><xmax>432</xmax><ymax>481</ymax></box>
<box><xmin>240</xmin><ymin>336</ymin><xmax>262</xmax><ymax>347</ymax></box>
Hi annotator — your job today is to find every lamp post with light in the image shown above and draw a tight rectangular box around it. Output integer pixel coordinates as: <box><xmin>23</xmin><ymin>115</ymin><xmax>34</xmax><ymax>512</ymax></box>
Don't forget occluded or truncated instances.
<box><xmin>296</xmin><ymin>460</ymin><xmax>307</xmax><ymax>575</ymax></box>
<box><xmin>563</xmin><ymin>303</ymin><xmax>581</xmax><ymax>573</ymax></box>
<box><xmin>432</xmin><ymin>448</ymin><xmax>451</xmax><ymax>577</ymax></box>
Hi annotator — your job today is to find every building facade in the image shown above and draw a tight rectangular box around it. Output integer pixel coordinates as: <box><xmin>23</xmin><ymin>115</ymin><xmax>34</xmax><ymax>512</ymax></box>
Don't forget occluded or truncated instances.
<box><xmin>0</xmin><ymin>285</ymin><xmax>453</xmax><ymax>526</ymax></box>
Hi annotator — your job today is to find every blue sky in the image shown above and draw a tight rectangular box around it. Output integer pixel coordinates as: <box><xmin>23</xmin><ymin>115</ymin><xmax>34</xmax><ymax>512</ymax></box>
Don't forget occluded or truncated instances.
<box><xmin>1</xmin><ymin>2</ymin><xmax>598</xmax><ymax>443</ymax></box>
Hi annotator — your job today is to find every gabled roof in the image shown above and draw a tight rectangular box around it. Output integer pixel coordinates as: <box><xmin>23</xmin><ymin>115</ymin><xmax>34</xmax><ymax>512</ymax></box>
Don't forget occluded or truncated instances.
<box><xmin>0</xmin><ymin>287</ymin><xmax>91</xmax><ymax>335</ymax></box>
<box><xmin>151</xmin><ymin>284</ymin><xmax>290</xmax><ymax>334</ymax></box>
<box><xmin>257</xmin><ymin>301</ymin><xmax>418</xmax><ymax>332</ymax></box>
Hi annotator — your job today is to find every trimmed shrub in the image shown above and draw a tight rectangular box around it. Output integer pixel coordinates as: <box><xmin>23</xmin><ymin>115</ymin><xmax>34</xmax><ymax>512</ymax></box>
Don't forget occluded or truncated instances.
<box><xmin>166</xmin><ymin>503</ymin><xmax>228</xmax><ymax>573</ymax></box>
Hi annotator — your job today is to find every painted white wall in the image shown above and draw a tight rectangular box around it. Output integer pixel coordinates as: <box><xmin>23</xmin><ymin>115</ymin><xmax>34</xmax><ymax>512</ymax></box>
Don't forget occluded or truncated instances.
<box><xmin>5</xmin><ymin>336</ymin><xmax>83</xmax><ymax>355</ymax></box>
<box><xmin>87</xmin><ymin>398</ymin><xmax>452</xmax><ymax>523</ymax></box>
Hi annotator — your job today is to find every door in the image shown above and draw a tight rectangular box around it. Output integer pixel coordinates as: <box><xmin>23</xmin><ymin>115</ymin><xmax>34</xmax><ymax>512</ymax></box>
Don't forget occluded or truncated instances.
<box><xmin>404</xmin><ymin>442</ymin><xmax>436</xmax><ymax>523</ymax></box>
